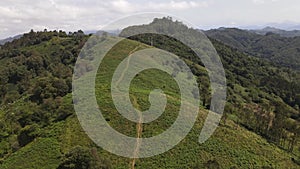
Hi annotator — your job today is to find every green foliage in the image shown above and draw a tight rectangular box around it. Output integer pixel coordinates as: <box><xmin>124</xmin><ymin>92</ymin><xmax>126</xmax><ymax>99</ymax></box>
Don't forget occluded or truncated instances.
<box><xmin>0</xmin><ymin>29</ymin><xmax>87</xmax><ymax>105</ymax></box>
<box><xmin>57</xmin><ymin>146</ymin><xmax>92</xmax><ymax>169</ymax></box>
<box><xmin>57</xmin><ymin>146</ymin><xmax>111</xmax><ymax>169</ymax></box>
<box><xmin>1</xmin><ymin>138</ymin><xmax>61</xmax><ymax>169</ymax></box>
<box><xmin>203</xmin><ymin>159</ymin><xmax>220</xmax><ymax>169</ymax></box>
<box><xmin>17</xmin><ymin>124</ymin><xmax>40</xmax><ymax>147</ymax></box>
<box><xmin>0</xmin><ymin>20</ymin><xmax>299</xmax><ymax>169</ymax></box>
<box><xmin>206</xmin><ymin>28</ymin><xmax>300</xmax><ymax>71</ymax></box>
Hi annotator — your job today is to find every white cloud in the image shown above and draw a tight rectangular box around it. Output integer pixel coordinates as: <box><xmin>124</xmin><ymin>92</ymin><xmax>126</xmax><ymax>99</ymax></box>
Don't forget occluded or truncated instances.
<box><xmin>252</xmin><ymin>0</ymin><xmax>279</xmax><ymax>4</ymax></box>
<box><xmin>0</xmin><ymin>0</ymin><xmax>299</xmax><ymax>39</ymax></box>
<box><xmin>0</xmin><ymin>0</ymin><xmax>211</xmax><ymax>39</ymax></box>
<box><xmin>107</xmin><ymin>0</ymin><xmax>208</xmax><ymax>13</ymax></box>
<box><xmin>110</xmin><ymin>0</ymin><xmax>135</xmax><ymax>13</ymax></box>
<box><xmin>148</xmin><ymin>1</ymin><xmax>208</xmax><ymax>10</ymax></box>
<box><xmin>0</xmin><ymin>6</ymin><xmax>22</xmax><ymax>18</ymax></box>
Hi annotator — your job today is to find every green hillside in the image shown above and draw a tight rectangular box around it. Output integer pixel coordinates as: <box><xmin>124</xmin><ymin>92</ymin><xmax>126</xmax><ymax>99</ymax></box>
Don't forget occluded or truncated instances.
<box><xmin>0</xmin><ymin>18</ymin><xmax>299</xmax><ymax>168</ymax></box>
<box><xmin>206</xmin><ymin>28</ymin><xmax>300</xmax><ymax>71</ymax></box>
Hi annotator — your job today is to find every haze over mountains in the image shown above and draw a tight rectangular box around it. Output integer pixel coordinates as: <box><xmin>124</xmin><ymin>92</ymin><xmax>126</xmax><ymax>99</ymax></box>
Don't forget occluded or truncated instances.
<box><xmin>0</xmin><ymin>35</ymin><xmax>22</xmax><ymax>45</ymax></box>
<box><xmin>250</xmin><ymin>27</ymin><xmax>300</xmax><ymax>37</ymax></box>
<box><xmin>3</xmin><ymin>25</ymin><xmax>300</xmax><ymax>46</ymax></box>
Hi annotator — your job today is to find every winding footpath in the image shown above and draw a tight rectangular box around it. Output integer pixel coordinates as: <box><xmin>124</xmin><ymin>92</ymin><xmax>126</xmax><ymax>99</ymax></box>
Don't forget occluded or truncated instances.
<box><xmin>112</xmin><ymin>45</ymin><xmax>142</xmax><ymax>169</ymax></box>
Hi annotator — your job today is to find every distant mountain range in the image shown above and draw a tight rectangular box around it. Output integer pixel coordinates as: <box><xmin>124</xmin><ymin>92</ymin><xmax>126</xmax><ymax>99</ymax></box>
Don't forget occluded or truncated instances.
<box><xmin>250</xmin><ymin>26</ymin><xmax>300</xmax><ymax>37</ymax></box>
<box><xmin>0</xmin><ymin>34</ymin><xmax>22</xmax><ymax>45</ymax></box>
<box><xmin>3</xmin><ymin>26</ymin><xmax>300</xmax><ymax>46</ymax></box>
<box><xmin>205</xmin><ymin>27</ymin><xmax>300</xmax><ymax>70</ymax></box>
<box><xmin>83</xmin><ymin>29</ymin><xmax>121</xmax><ymax>36</ymax></box>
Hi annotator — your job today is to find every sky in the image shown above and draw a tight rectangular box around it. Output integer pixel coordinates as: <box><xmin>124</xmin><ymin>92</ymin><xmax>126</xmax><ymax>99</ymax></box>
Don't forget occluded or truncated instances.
<box><xmin>0</xmin><ymin>0</ymin><xmax>300</xmax><ymax>39</ymax></box>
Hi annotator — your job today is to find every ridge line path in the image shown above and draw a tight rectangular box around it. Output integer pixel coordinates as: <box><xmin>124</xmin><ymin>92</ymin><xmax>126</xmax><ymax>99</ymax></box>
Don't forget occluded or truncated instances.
<box><xmin>114</xmin><ymin>45</ymin><xmax>200</xmax><ymax>169</ymax></box>
<box><xmin>112</xmin><ymin>45</ymin><xmax>142</xmax><ymax>169</ymax></box>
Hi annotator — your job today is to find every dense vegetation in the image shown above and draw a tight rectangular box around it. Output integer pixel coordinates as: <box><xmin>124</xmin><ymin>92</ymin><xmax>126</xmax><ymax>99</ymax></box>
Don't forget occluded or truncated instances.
<box><xmin>206</xmin><ymin>28</ymin><xmax>300</xmax><ymax>70</ymax></box>
<box><xmin>123</xmin><ymin>17</ymin><xmax>300</xmax><ymax>155</ymax></box>
<box><xmin>0</xmin><ymin>18</ymin><xmax>299</xmax><ymax>168</ymax></box>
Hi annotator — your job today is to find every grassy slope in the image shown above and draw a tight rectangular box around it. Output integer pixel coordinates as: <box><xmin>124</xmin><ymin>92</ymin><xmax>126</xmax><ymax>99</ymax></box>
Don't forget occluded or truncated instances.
<box><xmin>0</xmin><ymin>38</ymin><xmax>299</xmax><ymax>169</ymax></box>
<box><xmin>1</xmin><ymin>138</ymin><xmax>61</xmax><ymax>169</ymax></box>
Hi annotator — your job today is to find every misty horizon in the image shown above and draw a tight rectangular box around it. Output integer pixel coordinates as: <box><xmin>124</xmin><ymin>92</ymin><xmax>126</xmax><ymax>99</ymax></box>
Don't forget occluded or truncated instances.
<box><xmin>2</xmin><ymin>22</ymin><xmax>300</xmax><ymax>40</ymax></box>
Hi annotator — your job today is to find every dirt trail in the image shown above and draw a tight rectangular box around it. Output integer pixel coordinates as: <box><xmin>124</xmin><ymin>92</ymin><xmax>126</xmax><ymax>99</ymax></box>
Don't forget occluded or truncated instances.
<box><xmin>115</xmin><ymin>45</ymin><xmax>198</xmax><ymax>169</ymax></box>
<box><xmin>115</xmin><ymin>45</ymin><xmax>140</xmax><ymax>86</ymax></box>
<box><xmin>124</xmin><ymin>46</ymin><xmax>143</xmax><ymax>169</ymax></box>
<box><xmin>131</xmin><ymin>95</ymin><xmax>142</xmax><ymax>169</ymax></box>
<box><xmin>112</xmin><ymin>45</ymin><xmax>142</xmax><ymax>169</ymax></box>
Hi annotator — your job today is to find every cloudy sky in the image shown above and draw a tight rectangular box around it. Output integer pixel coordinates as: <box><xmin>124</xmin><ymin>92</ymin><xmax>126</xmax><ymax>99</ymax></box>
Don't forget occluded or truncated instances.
<box><xmin>0</xmin><ymin>0</ymin><xmax>300</xmax><ymax>39</ymax></box>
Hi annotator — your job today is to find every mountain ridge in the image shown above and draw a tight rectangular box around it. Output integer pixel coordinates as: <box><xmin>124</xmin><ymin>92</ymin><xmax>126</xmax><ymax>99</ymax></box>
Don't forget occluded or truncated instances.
<box><xmin>205</xmin><ymin>27</ymin><xmax>300</xmax><ymax>70</ymax></box>
<box><xmin>250</xmin><ymin>26</ymin><xmax>300</xmax><ymax>37</ymax></box>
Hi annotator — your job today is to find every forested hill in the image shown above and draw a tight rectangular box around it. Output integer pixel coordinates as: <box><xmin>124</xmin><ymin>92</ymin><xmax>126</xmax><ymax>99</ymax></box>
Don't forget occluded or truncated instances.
<box><xmin>0</xmin><ymin>18</ymin><xmax>299</xmax><ymax>168</ymax></box>
<box><xmin>205</xmin><ymin>28</ymin><xmax>300</xmax><ymax>70</ymax></box>
<box><xmin>250</xmin><ymin>27</ymin><xmax>300</xmax><ymax>38</ymax></box>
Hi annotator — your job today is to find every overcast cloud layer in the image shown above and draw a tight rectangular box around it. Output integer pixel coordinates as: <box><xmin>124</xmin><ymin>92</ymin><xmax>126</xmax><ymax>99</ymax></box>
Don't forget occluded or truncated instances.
<box><xmin>0</xmin><ymin>0</ymin><xmax>300</xmax><ymax>39</ymax></box>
